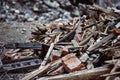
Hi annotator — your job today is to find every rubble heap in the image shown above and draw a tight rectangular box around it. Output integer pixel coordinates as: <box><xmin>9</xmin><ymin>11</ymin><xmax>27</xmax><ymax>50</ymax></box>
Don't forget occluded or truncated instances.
<box><xmin>0</xmin><ymin>1</ymin><xmax>120</xmax><ymax>80</ymax></box>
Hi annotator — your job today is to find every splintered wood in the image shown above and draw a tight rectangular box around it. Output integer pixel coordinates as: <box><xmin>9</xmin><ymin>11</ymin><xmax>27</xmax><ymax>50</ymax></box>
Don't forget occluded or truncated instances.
<box><xmin>21</xmin><ymin>4</ymin><xmax>120</xmax><ymax>80</ymax></box>
<box><xmin>0</xmin><ymin>3</ymin><xmax>117</xmax><ymax>80</ymax></box>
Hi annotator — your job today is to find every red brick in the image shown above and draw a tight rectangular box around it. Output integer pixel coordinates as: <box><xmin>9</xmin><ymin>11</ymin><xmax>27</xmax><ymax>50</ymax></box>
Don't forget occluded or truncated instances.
<box><xmin>61</xmin><ymin>47</ymin><xmax>69</xmax><ymax>56</ymax></box>
<box><xmin>50</xmin><ymin>50</ymin><xmax>61</xmax><ymax>61</ymax></box>
<box><xmin>113</xmin><ymin>28</ymin><xmax>120</xmax><ymax>34</ymax></box>
<box><xmin>62</xmin><ymin>54</ymin><xmax>84</xmax><ymax>72</ymax></box>
<box><xmin>48</xmin><ymin>66</ymin><xmax>64</xmax><ymax>76</ymax></box>
<box><xmin>62</xmin><ymin>53</ymin><xmax>75</xmax><ymax>61</ymax></box>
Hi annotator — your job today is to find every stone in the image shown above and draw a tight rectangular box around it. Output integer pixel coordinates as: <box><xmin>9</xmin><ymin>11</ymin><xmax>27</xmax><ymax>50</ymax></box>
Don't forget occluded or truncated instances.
<box><xmin>27</xmin><ymin>18</ymin><xmax>34</xmax><ymax>22</ymax></box>
<box><xmin>14</xmin><ymin>9</ymin><xmax>20</xmax><ymax>14</ymax></box>
<box><xmin>33</xmin><ymin>5</ymin><xmax>39</xmax><ymax>11</ymax></box>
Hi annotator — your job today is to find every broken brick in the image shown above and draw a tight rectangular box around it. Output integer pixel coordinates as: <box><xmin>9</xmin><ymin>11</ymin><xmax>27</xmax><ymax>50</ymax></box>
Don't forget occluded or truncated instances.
<box><xmin>48</xmin><ymin>66</ymin><xmax>64</xmax><ymax>76</ymax></box>
<box><xmin>113</xmin><ymin>28</ymin><xmax>120</xmax><ymax>34</ymax></box>
<box><xmin>50</xmin><ymin>50</ymin><xmax>61</xmax><ymax>61</ymax></box>
<box><xmin>62</xmin><ymin>53</ymin><xmax>75</xmax><ymax>61</ymax></box>
<box><xmin>62</xmin><ymin>54</ymin><xmax>84</xmax><ymax>72</ymax></box>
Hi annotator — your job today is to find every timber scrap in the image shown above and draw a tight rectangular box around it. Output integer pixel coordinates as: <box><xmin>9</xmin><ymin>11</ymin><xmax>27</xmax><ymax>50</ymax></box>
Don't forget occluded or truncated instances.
<box><xmin>1</xmin><ymin>3</ymin><xmax>120</xmax><ymax>80</ymax></box>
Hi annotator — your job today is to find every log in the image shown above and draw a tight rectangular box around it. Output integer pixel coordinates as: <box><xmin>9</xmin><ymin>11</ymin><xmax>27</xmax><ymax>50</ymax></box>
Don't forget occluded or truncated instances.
<box><xmin>37</xmin><ymin>66</ymin><xmax>110</xmax><ymax>80</ymax></box>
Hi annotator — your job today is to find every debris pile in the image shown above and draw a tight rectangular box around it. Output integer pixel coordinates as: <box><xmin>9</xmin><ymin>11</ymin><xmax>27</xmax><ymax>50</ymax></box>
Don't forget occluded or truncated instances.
<box><xmin>0</xmin><ymin>0</ymin><xmax>120</xmax><ymax>23</ymax></box>
<box><xmin>0</xmin><ymin>2</ymin><xmax>120</xmax><ymax>80</ymax></box>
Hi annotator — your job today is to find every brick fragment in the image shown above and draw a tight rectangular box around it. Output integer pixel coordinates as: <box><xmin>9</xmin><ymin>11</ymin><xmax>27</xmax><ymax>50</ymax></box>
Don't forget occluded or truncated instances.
<box><xmin>62</xmin><ymin>54</ymin><xmax>84</xmax><ymax>72</ymax></box>
<box><xmin>50</xmin><ymin>50</ymin><xmax>61</xmax><ymax>61</ymax></box>
<box><xmin>62</xmin><ymin>53</ymin><xmax>75</xmax><ymax>61</ymax></box>
<box><xmin>113</xmin><ymin>28</ymin><xmax>120</xmax><ymax>34</ymax></box>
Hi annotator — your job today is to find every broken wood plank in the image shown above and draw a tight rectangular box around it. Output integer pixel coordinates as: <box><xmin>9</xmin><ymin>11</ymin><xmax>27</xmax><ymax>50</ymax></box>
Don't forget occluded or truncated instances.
<box><xmin>87</xmin><ymin>33</ymin><xmax>115</xmax><ymax>52</ymax></box>
<box><xmin>22</xmin><ymin>59</ymin><xmax>62</xmax><ymax>80</ymax></box>
<box><xmin>79</xmin><ymin>33</ymin><xmax>95</xmax><ymax>46</ymax></box>
<box><xmin>105</xmin><ymin>60</ymin><xmax>120</xmax><ymax>80</ymax></box>
<box><xmin>101</xmin><ymin>71</ymin><xmax>120</xmax><ymax>77</ymax></box>
<box><xmin>39</xmin><ymin>43</ymin><xmax>55</xmax><ymax>69</ymax></box>
<box><xmin>38</xmin><ymin>66</ymin><xmax>110</xmax><ymax>80</ymax></box>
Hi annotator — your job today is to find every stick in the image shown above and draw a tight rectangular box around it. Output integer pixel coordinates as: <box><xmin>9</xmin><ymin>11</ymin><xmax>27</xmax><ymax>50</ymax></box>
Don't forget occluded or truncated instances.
<box><xmin>22</xmin><ymin>59</ymin><xmax>62</xmax><ymax>80</ymax></box>
<box><xmin>40</xmin><ymin>33</ymin><xmax>62</xmax><ymax>69</ymax></box>
<box><xmin>87</xmin><ymin>33</ymin><xmax>114</xmax><ymax>52</ymax></box>
<box><xmin>39</xmin><ymin>42</ymin><xmax>54</xmax><ymax>69</ymax></box>
<box><xmin>101</xmin><ymin>71</ymin><xmax>120</xmax><ymax>77</ymax></box>
<box><xmin>79</xmin><ymin>33</ymin><xmax>94</xmax><ymax>46</ymax></box>
<box><xmin>93</xmin><ymin>4</ymin><xmax>112</xmax><ymax>14</ymax></box>
<box><xmin>105</xmin><ymin>60</ymin><xmax>120</xmax><ymax>80</ymax></box>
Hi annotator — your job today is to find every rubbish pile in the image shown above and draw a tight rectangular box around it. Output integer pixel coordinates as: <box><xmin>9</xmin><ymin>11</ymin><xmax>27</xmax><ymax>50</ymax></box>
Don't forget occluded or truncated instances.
<box><xmin>0</xmin><ymin>3</ymin><xmax>120</xmax><ymax>80</ymax></box>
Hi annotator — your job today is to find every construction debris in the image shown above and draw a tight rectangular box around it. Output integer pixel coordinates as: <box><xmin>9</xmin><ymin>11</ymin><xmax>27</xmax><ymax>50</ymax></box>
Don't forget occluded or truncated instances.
<box><xmin>0</xmin><ymin>1</ymin><xmax>120</xmax><ymax>80</ymax></box>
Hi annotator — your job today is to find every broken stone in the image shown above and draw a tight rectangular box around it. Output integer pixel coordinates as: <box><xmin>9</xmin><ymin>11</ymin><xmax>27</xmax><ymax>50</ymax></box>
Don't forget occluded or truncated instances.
<box><xmin>43</xmin><ymin>0</ymin><xmax>59</xmax><ymax>8</ymax></box>
<box><xmin>33</xmin><ymin>5</ymin><xmax>39</xmax><ymax>11</ymax></box>
<box><xmin>27</xmin><ymin>18</ymin><xmax>35</xmax><ymax>22</ymax></box>
<box><xmin>14</xmin><ymin>9</ymin><xmax>20</xmax><ymax>14</ymax></box>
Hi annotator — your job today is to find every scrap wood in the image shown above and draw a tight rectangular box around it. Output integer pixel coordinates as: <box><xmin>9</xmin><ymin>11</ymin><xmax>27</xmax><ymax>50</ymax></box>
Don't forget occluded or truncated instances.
<box><xmin>105</xmin><ymin>60</ymin><xmax>120</xmax><ymax>80</ymax></box>
<box><xmin>104</xmin><ymin>59</ymin><xmax>120</xmax><ymax>64</ymax></box>
<box><xmin>93</xmin><ymin>4</ymin><xmax>112</xmax><ymax>14</ymax></box>
<box><xmin>79</xmin><ymin>32</ymin><xmax>96</xmax><ymax>46</ymax></box>
<box><xmin>22</xmin><ymin>59</ymin><xmax>62</xmax><ymax>80</ymax></box>
<box><xmin>101</xmin><ymin>71</ymin><xmax>120</xmax><ymax>77</ymax></box>
<box><xmin>57</xmin><ymin>28</ymin><xmax>76</xmax><ymax>43</ymax></box>
<box><xmin>23</xmin><ymin>33</ymin><xmax>63</xmax><ymax>80</ymax></box>
<box><xmin>39</xmin><ymin>33</ymin><xmax>62</xmax><ymax>69</ymax></box>
<box><xmin>87</xmin><ymin>33</ymin><xmax>115</xmax><ymax>52</ymax></box>
<box><xmin>37</xmin><ymin>66</ymin><xmax>110</xmax><ymax>80</ymax></box>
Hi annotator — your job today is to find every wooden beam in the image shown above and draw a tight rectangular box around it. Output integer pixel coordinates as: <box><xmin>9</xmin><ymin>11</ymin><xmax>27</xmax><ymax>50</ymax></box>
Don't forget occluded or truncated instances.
<box><xmin>38</xmin><ymin>66</ymin><xmax>110</xmax><ymax>80</ymax></box>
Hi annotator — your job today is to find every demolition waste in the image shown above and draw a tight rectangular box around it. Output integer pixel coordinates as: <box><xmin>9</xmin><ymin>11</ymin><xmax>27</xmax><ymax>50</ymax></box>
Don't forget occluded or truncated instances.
<box><xmin>0</xmin><ymin>0</ymin><xmax>120</xmax><ymax>80</ymax></box>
